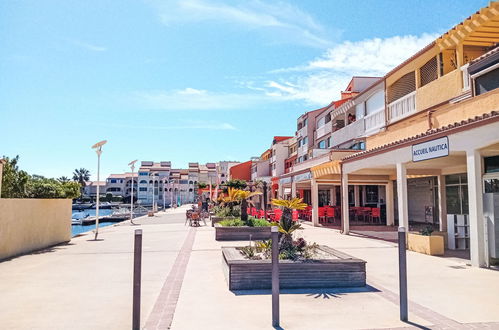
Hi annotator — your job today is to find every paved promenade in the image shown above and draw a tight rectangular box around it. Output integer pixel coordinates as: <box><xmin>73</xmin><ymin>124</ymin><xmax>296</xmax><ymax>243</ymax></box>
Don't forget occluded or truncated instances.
<box><xmin>1</xmin><ymin>206</ymin><xmax>499</xmax><ymax>329</ymax></box>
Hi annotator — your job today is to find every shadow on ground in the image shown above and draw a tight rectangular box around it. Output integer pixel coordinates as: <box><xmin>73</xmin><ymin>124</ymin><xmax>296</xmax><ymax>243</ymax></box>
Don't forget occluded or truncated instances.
<box><xmin>232</xmin><ymin>285</ymin><xmax>379</xmax><ymax>298</ymax></box>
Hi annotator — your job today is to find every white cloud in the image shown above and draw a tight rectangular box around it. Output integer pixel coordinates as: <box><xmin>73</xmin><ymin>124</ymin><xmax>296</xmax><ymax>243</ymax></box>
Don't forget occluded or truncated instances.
<box><xmin>133</xmin><ymin>88</ymin><xmax>271</xmax><ymax>111</ymax></box>
<box><xmin>148</xmin><ymin>0</ymin><xmax>333</xmax><ymax>48</ymax></box>
<box><xmin>69</xmin><ymin>39</ymin><xmax>107</xmax><ymax>52</ymax></box>
<box><xmin>261</xmin><ymin>33</ymin><xmax>438</xmax><ymax>105</ymax></box>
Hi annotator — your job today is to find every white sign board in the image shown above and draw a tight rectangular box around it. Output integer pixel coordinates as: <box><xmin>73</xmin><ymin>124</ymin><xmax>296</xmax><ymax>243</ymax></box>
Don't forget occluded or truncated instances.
<box><xmin>412</xmin><ymin>136</ymin><xmax>449</xmax><ymax>162</ymax></box>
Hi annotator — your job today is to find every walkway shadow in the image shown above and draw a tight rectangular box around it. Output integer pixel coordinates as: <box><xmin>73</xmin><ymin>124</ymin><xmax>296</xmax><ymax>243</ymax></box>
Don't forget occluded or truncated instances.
<box><xmin>403</xmin><ymin>320</ymin><xmax>431</xmax><ymax>330</ymax></box>
<box><xmin>0</xmin><ymin>241</ymin><xmax>76</xmax><ymax>263</ymax></box>
<box><xmin>232</xmin><ymin>285</ymin><xmax>379</xmax><ymax>298</ymax></box>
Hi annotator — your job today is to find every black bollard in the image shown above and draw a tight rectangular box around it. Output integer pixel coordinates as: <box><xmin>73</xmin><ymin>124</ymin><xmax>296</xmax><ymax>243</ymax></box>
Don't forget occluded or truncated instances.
<box><xmin>271</xmin><ymin>226</ymin><xmax>279</xmax><ymax>327</ymax></box>
<box><xmin>398</xmin><ymin>227</ymin><xmax>408</xmax><ymax>322</ymax></box>
<box><xmin>133</xmin><ymin>229</ymin><xmax>142</xmax><ymax>330</ymax></box>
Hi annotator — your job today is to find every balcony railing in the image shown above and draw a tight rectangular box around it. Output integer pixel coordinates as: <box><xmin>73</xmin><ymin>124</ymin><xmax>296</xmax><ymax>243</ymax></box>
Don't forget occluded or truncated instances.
<box><xmin>297</xmin><ymin>126</ymin><xmax>307</xmax><ymax>138</ymax></box>
<box><xmin>461</xmin><ymin>64</ymin><xmax>470</xmax><ymax>91</ymax></box>
<box><xmin>297</xmin><ymin>144</ymin><xmax>308</xmax><ymax>156</ymax></box>
<box><xmin>364</xmin><ymin>108</ymin><xmax>385</xmax><ymax>134</ymax></box>
<box><xmin>315</xmin><ymin>123</ymin><xmax>331</xmax><ymax>139</ymax></box>
<box><xmin>388</xmin><ymin>91</ymin><xmax>416</xmax><ymax>124</ymax></box>
<box><xmin>330</xmin><ymin>118</ymin><xmax>365</xmax><ymax>147</ymax></box>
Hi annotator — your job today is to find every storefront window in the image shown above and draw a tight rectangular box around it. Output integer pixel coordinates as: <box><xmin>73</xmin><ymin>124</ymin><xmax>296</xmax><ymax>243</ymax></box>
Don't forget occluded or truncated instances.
<box><xmin>485</xmin><ymin>156</ymin><xmax>499</xmax><ymax>173</ymax></box>
<box><xmin>366</xmin><ymin>185</ymin><xmax>379</xmax><ymax>203</ymax></box>
<box><xmin>445</xmin><ymin>173</ymin><xmax>469</xmax><ymax>215</ymax></box>
<box><xmin>484</xmin><ymin>178</ymin><xmax>499</xmax><ymax>193</ymax></box>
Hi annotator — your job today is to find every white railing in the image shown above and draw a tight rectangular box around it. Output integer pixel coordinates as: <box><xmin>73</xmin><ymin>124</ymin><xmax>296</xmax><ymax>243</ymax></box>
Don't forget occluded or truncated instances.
<box><xmin>461</xmin><ymin>64</ymin><xmax>470</xmax><ymax>91</ymax></box>
<box><xmin>330</xmin><ymin>118</ymin><xmax>365</xmax><ymax>147</ymax></box>
<box><xmin>364</xmin><ymin>108</ymin><xmax>385</xmax><ymax>134</ymax></box>
<box><xmin>297</xmin><ymin>144</ymin><xmax>308</xmax><ymax>156</ymax></box>
<box><xmin>315</xmin><ymin>123</ymin><xmax>331</xmax><ymax>139</ymax></box>
<box><xmin>388</xmin><ymin>91</ymin><xmax>416</xmax><ymax>123</ymax></box>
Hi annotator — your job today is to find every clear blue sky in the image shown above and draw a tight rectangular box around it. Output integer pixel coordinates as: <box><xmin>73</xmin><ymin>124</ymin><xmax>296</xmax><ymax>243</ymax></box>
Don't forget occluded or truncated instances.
<box><xmin>0</xmin><ymin>0</ymin><xmax>489</xmax><ymax>180</ymax></box>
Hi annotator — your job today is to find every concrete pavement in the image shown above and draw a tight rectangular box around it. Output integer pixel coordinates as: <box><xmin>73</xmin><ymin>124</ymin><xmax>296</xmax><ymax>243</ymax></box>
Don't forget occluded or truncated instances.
<box><xmin>1</xmin><ymin>207</ymin><xmax>499</xmax><ymax>329</ymax></box>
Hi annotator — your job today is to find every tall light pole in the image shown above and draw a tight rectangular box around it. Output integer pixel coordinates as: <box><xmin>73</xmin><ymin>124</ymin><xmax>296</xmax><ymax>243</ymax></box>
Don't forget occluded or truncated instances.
<box><xmin>150</xmin><ymin>172</ymin><xmax>155</xmax><ymax>212</ymax></box>
<box><xmin>162</xmin><ymin>180</ymin><xmax>166</xmax><ymax>211</ymax></box>
<box><xmin>91</xmin><ymin>140</ymin><xmax>107</xmax><ymax>240</ymax></box>
<box><xmin>129</xmin><ymin>159</ymin><xmax>138</xmax><ymax>225</ymax></box>
<box><xmin>170</xmin><ymin>180</ymin><xmax>173</xmax><ymax>207</ymax></box>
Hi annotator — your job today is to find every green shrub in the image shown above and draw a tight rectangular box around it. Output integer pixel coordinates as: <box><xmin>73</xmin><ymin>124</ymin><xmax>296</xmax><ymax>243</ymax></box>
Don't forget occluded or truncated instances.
<box><xmin>219</xmin><ymin>218</ymin><xmax>245</xmax><ymax>227</ymax></box>
<box><xmin>246</xmin><ymin>217</ymin><xmax>271</xmax><ymax>227</ymax></box>
<box><xmin>420</xmin><ymin>226</ymin><xmax>434</xmax><ymax>236</ymax></box>
<box><xmin>215</xmin><ymin>205</ymin><xmax>241</xmax><ymax>218</ymax></box>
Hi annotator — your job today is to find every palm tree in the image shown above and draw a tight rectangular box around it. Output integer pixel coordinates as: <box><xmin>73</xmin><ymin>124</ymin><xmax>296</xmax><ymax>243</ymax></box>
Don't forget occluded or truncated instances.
<box><xmin>72</xmin><ymin>168</ymin><xmax>90</xmax><ymax>198</ymax></box>
<box><xmin>58</xmin><ymin>176</ymin><xmax>70</xmax><ymax>183</ymax></box>
<box><xmin>235</xmin><ymin>190</ymin><xmax>262</xmax><ymax>222</ymax></box>
<box><xmin>271</xmin><ymin>198</ymin><xmax>307</xmax><ymax>250</ymax></box>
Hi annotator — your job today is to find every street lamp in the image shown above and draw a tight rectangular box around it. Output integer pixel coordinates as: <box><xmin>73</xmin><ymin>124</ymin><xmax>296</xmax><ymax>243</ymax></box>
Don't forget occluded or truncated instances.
<box><xmin>150</xmin><ymin>172</ymin><xmax>156</xmax><ymax>212</ymax></box>
<box><xmin>91</xmin><ymin>140</ymin><xmax>107</xmax><ymax>240</ymax></box>
<box><xmin>128</xmin><ymin>159</ymin><xmax>138</xmax><ymax>225</ymax></box>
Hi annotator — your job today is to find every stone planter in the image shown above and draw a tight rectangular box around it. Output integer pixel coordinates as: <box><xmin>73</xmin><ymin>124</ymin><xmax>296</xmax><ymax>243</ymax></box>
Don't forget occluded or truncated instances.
<box><xmin>215</xmin><ymin>224</ymin><xmax>271</xmax><ymax>241</ymax></box>
<box><xmin>407</xmin><ymin>233</ymin><xmax>444</xmax><ymax>256</ymax></box>
<box><xmin>222</xmin><ymin>245</ymin><xmax>366</xmax><ymax>290</ymax></box>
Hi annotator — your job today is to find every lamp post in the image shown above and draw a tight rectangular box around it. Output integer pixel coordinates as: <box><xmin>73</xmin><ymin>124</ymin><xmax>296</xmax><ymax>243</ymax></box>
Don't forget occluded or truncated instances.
<box><xmin>91</xmin><ymin>140</ymin><xmax>107</xmax><ymax>240</ymax></box>
<box><xmin>129</xmin><ymin>159</ymin><xmax>138</xmax><ymax>225</ymax></box>
<box><xmin>150</xmin><ymin>172</ymin><xmax>156</xmax><ymax>212</ymax></box>
<box><xmin>163</xmin><ymin>180</ymin><xmax>166</xmax><ymax>211</ymax></box>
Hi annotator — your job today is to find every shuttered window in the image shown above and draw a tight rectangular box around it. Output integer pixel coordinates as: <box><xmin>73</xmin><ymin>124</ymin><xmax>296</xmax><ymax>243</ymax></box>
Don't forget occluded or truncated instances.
<box><xmin>420</xmin><ymin>57</ymin><xmax>438</xmax><ymax>87</ymax></box>
<box><xmin>387</xmin><ymin>71</ymin><xmax>415</xmax><ymax>104</ymax></box>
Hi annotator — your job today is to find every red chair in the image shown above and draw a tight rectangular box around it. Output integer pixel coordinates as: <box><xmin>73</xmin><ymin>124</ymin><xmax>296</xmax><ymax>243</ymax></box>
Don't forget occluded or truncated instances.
<box><xmin>251</xmin><ymin>208</ymin><xmax>257</xmax><ymax>217</ymax></box>
<box><xmin>259</xmin><ymin>210</ymin><xmax>265</xmax><ymax>219</ymax></box>
<box><xmin>318</xmin><ymin>207</ymin><xmax>327</xmax><ymax>224</ymax></box>
<box><xmin>292</xmin><ymin>210</ymin><xmax>298</xmax><ymax>221</ymax></box>
<box><xmin>326</xmin><ymin>207</ymin><xmax>336</xmax><ymax>224</ymax></box>
<box><xmin>273</xmin><ymin>209</ymin><xmax>282</xmax><ymax>221</ymax></box>
<box><xmin>371</xmin><ymin>207</ymin><xmax>381</xmax><ymax>224</ymax></box>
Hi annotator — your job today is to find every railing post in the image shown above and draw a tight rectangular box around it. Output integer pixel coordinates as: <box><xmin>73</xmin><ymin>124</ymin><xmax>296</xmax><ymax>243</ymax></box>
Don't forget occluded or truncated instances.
<box><xmin>133</xmin><ymin>229</ymin><xmax>143</xmax><ymax>330</ymax></box>
<box><xmin>271</xmin><ymin>226</ymin><xmax>280</xmax><ymax>328</ymax></box>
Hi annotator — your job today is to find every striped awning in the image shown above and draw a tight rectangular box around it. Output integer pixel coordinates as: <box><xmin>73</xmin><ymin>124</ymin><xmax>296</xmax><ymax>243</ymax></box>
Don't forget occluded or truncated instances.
<box><xmin>311</xmin><ymin>160</ymin><xmax>341</xmax><ymax>179</ymax></box>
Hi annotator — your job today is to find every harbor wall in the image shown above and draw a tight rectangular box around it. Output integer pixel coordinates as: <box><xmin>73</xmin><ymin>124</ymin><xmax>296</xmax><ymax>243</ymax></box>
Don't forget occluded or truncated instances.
<box><xmin>0</xmin><ymin>199</ymin><xmax>72</xmax><ymax>260</ymax></box>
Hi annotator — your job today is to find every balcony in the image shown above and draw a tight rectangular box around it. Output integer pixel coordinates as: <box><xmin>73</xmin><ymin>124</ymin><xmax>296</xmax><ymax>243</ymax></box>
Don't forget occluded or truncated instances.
<box><xmin>297</xmin><ymin>126</ymin><xmax>307</xmax><ymax>138</ymax></box>
<box><xmin>330</xmin><ymin>118</ymin><xmax>365</xmax><ymax>147</ymax></box>
<box><xmin>388</xmin><ymin>91</ymin><xmax>416</xmax><ymax>124</ymax></box>
<box><xmin>312</xmin><ymin>148</ymin><xmax>329</xmax><ymax>158</ymax></box>
<box><xmin>316</xmin><ymin>123</ymin><xmax>331</xmax><ymax>139</ymax></box>
<box><xmin>297</xmin><ymin>144</ymin><xmax>308</xmax><ymax>156</ymax></box>
<box><xmin>364</xmin><ymin>109</ymin><xmax>385</xmax><ymax>135</ymax></box>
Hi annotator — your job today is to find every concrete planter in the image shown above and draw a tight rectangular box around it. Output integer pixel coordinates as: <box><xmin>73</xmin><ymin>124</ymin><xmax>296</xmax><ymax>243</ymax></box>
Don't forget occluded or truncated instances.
<box><xmin>222</xmin><ymin>246</ymin><xmax>366</xmax><ymax>290</ymax></box>
<box><xmin>407</xmin><ymin>233</ymin><xmax>444</xmax><ymax>256</ymax></box>
<box><xmin>215</xmin><ymin>224</ymin><xmax>271</xmax><ymax>241</ymax></box>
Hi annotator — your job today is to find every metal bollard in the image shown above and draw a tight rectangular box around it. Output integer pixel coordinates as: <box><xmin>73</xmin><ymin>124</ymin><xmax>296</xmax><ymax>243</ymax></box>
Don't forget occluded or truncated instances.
<box><xmin>133</xmin><ymin>229</ymin><xmax>142</xmax><ymax>330</ymax></box>
<box><xmin>398</xmin><ymin>227</ymin><xmax>408</xmax><ymax>322</ymax></box>
<box><xmin>271</xmin><ymin>226</ymin><xmax>279</xmax><ymax>328</ymax></box>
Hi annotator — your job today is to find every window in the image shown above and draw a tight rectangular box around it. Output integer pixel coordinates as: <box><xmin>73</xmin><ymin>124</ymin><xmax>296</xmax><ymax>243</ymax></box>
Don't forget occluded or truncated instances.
<box><xmin>366</xmin><ymin>90</ymin><xmax>385</xmax><ymax>115</ymax></box>
<box><xmin>110</xmin><ymin>179</ymin><xmax>117</xmax><ymax>183</ymax></box>
<box><xmin>446</xmin><ymin>174</ymin><xmax>469</xmax><ymax>215</ymax></box>
<box><xmin>485</xmin><ymin>156</ymin><xmax>499</xmax><ymax>173</ymax></box>
<box><xmin>140</xmin><ymin>180</ymin><xmax>147</xmax><ymax>184</ymax></box>
<box><xmin>303</xmin><ymin>118</ymin><xmax>308</xmax><ymax>126</ymax></box>
<box><xmin>318</xmin><ymin>140</ymin><xmax>326</xmax><ymax>149</ymax></box>
<box><xmin>139</xmin><ymin>187</ymin><xmax>147</xmax><ymax>192</ymax></box>
<box><xmin>325</xmin><ymin>113</ymin><xmax>331</xmax><ymax>123</ymax></box>
<box><xmin>317</xmin><ymin>117</ymin><xmax>325</xmax><ymax>128</ymax></box>
<box><xmin>139</xmin><ymin>172</ymin><xmax>148</xmax><ymax>176</ymax></box>
<box><xmin>366</xmin><ymin>186</ymin><xmax>379</xmax><ymax>203</ymax></box>
<box><xmin>303</xmin><ymin>136</ymin><xmax>308</xmax><ymax>145</ymax></box>
<box><xmin>355</xmin><ymin>103</ymin><xmax>365</xmax><ymax>119</ymax></box>
<box><xmin>420</xmin><ymin>56</ymin><xmax>438</xmax><ymax>87</ymax></box>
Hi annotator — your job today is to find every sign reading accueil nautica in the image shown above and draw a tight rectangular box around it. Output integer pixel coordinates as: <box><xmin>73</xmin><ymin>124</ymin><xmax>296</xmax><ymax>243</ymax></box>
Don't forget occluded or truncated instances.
<box><xmin>412</xmin><ymin>136</ymin><xmax>449</xmax><ymax>162</ymax></box>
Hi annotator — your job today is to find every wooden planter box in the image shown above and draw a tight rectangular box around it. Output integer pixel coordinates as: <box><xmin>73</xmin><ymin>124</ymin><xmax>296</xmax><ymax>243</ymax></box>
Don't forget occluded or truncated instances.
<box><xmin>215</xmin><ymin>224</ymin><xmax>271</xmax><ymax>241</ymax></box>
<box><xmin>222</xmin><ymin>246</ymin><xmax>366</xmax><ymax>290</ymax></box>
<box><xmin>407</xmin><ymin>233</ymin><xmax>444</xmax><ymax>256</ymax></box>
